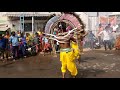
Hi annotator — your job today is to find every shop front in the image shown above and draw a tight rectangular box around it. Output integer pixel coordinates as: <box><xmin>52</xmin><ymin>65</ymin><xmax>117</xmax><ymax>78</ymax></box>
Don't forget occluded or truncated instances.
<box><xmin>3</xmin><ymin>12</ymin><xmax>53</xmax><ymax>34</ymax></box>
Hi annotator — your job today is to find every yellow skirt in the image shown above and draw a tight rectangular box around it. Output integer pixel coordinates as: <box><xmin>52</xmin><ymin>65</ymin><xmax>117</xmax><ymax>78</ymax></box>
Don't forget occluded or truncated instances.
<box><xmin>60</xmin><ymin>49</ymin><xmax>78</xmax><ymax>76</ymax></box>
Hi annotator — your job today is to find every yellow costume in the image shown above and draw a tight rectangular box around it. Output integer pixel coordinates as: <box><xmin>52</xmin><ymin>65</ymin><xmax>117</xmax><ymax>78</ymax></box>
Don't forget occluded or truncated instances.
<box><xmin>60</xmin><ymin>48</ymin><xmax>78</xmax><ymax>76</ymax></box>
<box><xmin>37</xmin><ymin>31</ymin><xmax>41</xmax><ymax>35</ymax></box>
<box><xmin>26</xmin><ymin>36</ymin><xmax>30</xmax><ymax>42</ymax></box>
<box><xmin>26</xmin><ymin>35</ymin><xmax>32</xmax><ymax>46</ymax></box>
<box><xmin>71</xmin><ymin>41</ymin><xmax>80</xmax><ymax>60</ymax></box>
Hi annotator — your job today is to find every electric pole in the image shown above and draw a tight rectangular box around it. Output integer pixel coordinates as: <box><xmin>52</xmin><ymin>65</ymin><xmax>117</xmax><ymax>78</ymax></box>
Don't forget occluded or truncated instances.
<box><xmin>97</xmin><ymin>12</ymin><xmax>99</xmax><ymax>25</ymax></box>
<box><xmin>97</xmin><ymin>12</ymin><xmax>99</xmax><ymax>17</ymax></box>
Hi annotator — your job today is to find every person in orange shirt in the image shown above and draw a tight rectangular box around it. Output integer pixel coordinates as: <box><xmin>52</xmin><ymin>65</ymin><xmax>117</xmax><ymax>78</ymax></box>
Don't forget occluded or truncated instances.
<box><xmin>115</xmin><ymin>35</ymin><xmax>120</xmax><ymax>50</ymax></box>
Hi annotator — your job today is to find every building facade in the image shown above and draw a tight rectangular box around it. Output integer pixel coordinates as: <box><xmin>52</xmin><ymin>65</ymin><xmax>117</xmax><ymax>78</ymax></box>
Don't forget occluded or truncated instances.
<box><xmin>0</xmin><ymin>12</ymin><xmax>89</xmax><ymax>34</ymax></box>
<box><xmin>88</xmin><ymin>16</ymin><xmax>98</xmax><ymax>36</ymax></box>
<box><xmin>3</xmin><ymin>12</ymin><xmax>56</xmax><ymax>34</ymax></box>
<box><xmin>108</xmin><ymin>12</ymin><xmax>120</xmax><ymax>33</ymax></box>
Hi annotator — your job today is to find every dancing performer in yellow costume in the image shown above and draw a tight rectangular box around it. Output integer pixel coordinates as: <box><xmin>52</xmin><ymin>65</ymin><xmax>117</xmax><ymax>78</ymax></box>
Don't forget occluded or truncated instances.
<box><xmin>60</xmin><ymin>28</ymin><xmax>88</xmax><ymax>78</ymax></box>
<box><xmin>45</xmin><ymin>27</ymin><xmax>78</xmax><ymax>78</ymax></box>
<box><xmin>59</xmin><ymin>38</ymin><xmax>78</xmax><ymax>78</ymax></box>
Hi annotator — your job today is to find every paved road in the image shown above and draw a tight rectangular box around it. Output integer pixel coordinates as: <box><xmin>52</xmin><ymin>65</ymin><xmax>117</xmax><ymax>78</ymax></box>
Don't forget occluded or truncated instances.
<box><xmin>78</xmin><ymin>49</ymin><xmax>120</xmax><ymax>78</ymax></box>
<box><xmin>0</xmin><ymin>49</ymin><xmax>120</xmax><ymax>78</ymax></box>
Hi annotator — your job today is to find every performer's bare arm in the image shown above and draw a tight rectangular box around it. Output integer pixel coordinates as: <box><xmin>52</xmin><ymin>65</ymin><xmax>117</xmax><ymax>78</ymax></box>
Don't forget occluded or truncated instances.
<box><xmin>48</xmin><ymin>34</ymin><xmax>71</xmax><ymax>44</ymax></box>
<box><xmin>44</xmin><ymin>28</ymin><xmax>77</xmax><ymax>40</ymax></box>
<box><xmin>49</xmin><ymin>37</ymin><xmax>69</xmax><ymax>43</ymax></box>
<box><xmin>82</xmin><ymin>31</ymin><xmax>88</xmax><ymax>37</ymax></box>
<box><xmin>70</xmin><ymin>36</ymin><xmax>77</xmax><ymax>43</ymax></box>
<box><xmin>63</xmin><ymin>28</ymin><xmax>77</xmax><ymax>38</ymax></box>
<box><xmin>44</xmin><ymin>28</ymin><xmax>87</xmax><ymax>44</ymax></box>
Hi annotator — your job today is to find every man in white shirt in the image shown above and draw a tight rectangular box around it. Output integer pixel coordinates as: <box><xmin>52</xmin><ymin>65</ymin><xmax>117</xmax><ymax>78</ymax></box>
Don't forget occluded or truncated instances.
<box><xmin>98</xmin><ymin>26</ymin><xmax>112</xmax><ymax>51</ymax></box>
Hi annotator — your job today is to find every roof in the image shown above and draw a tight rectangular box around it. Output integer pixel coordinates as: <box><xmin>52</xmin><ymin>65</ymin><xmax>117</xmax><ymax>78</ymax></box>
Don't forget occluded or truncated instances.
<box><xmin>3</xmin><ymin>12</ymin><xmax>53</xmax><ymax>17</ymax></box>
<box><xmin>4</xmin><ymin>12</ymin><xmax>83</xmax><ymax>17</ymax></box>
<box><xmin>109</xmin><ymin>12</ymin><xmax>120</xmax><ymax>16</ymax></box>
<box><xmin>75</xmin><ymin>12</ymin><xmax>88</xmax><ymax>16</ymax></box>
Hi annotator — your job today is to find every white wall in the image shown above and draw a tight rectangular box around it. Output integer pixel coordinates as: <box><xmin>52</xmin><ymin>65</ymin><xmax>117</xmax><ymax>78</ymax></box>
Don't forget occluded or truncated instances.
<box><xmin>1</xmin><ymin>12</ymin><xmax>89</xmax><ymax>32</ymax></box>
<box><xmin>86</xmin><ymin>12</ymin><xmax>112</xmax><ymax>16</ymax></box>
<box><xmin>8</xmin><ymin>20</ymin><xmax>47</xmax><ymax>32</ymax></box>
<box><xmin>75</xmin><ymin>12</ymin><xmax>89</xmax><ymax>31</ymax></box>
<box><xmin>88</xmin><ymin>16</ymin><xmax>98</xmax><ymax>36</ymax></box>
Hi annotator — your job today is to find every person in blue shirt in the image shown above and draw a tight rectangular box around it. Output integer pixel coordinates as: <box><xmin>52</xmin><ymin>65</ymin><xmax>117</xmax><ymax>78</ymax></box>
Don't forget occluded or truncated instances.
<box><xmin>0</xmin><ymin>34</ymin><xmax>7</xmax><ymax>61</ymax></box>
<box><xmin>9</xmin><ymin>31</ymin><xmax>19</xmax><ymax>61</ymax></box>
<box><xmin>19</xmin><ymin>32</ymin><xmax>27</xmax><ymax>58</ymax></box>
<box><xmin>88</xmin><ymin>31</ymin><xmax>96</xmax><ymax>50</ymax></box>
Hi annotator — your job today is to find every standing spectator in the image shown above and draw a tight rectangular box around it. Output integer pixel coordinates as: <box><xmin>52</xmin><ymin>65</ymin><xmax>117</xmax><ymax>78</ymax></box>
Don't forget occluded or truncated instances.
<box><xmin>42</xmin><ymin>34</ymin><xmax>50</xmax><ymax>55</ymax></box>
<box><xmin>9</xmin><ymin>31</ymin><xmax>19</xmax><ymax>61</ymax></box>
<box><xmin>107</xmin><ymin>24</ymin><xmax>114</xmax><ymax>48</ymax></box>
<box><xmin>84</xmin><ymin>36</ymin><xmax>89</xmax><ymax>48</ymax></box>
<box><xmin>88</xmin><ymin>31</ymin><xmax>96</xmax><ymax>50</ymax></box>
<box><xmin>26</xmin><ymin>33</ymin><xmax>31</xmax><ymax>46</ymax></box>
<box><xmin>0</xmin><ymin>34</ymin><xmax>7</xmax><ymax>62</ymax></box>
<box><xmin>97</xmin><ymin>24</ymin><xmax>104</xmax><ymax>47</ymax></box>
<box><xmin>26</xmin><ymin>33</ymin><xmax>30</xmax><ymax>43</ymax></box>
<box><xmin>4</xmin><ymin>30</ymin><xmax>10</xmax><ymax>60</ymax></box>
<box><xmin>19</xmin><ymin>33</ymin><xmax>27</xmax><ymax>58</ymax></box>
<box><xmin>98</xmin><ymin>26</ymin><xmax>112</xmax><ymax>51</ymax></box>
<box><xmin>17</xmin><ymin>31</ymin><xmax>21</xmax><ymax>37</ymax></box>
<box><xmin>115</xmin><ymin>35</ymin><xmax>120</xmax><ymax>50</ymax></box>
<box><xmin>33</xmin><ymin>32</ymin><xmax>40</xmax><ymax>53</ymax></box>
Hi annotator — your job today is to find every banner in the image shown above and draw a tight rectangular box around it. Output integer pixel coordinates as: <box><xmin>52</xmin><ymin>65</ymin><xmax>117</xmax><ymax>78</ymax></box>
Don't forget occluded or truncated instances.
<box><xmin>109</xmin><ymin>16</ymin><xmax>116</xmax><ymax>26</ymax></box>
<box><xmin>99</xmin><ymin>16</ymin><xmax>108</xmax><ymax>26</ymax></box>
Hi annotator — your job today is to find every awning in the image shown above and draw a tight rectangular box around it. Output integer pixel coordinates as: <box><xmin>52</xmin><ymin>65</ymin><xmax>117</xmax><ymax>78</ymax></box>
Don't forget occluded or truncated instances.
<box><xmin>0</xmin><ymin>16</ymin><xmax>8</xmax><ymax>24</ymax></box>
<box><xmin>0</xmin><ymin>27</ymin><xmax>9</xmax><ymax>31</ymax></box>
<box><xmin>3</xmin><ymin>12</ymin><xmax>52</xmax><ymax>17</ymax></box>
<box><xmin>0</xmin><ymin>23</ymin><xmax>10</xmax><ymax>31</ymax></box>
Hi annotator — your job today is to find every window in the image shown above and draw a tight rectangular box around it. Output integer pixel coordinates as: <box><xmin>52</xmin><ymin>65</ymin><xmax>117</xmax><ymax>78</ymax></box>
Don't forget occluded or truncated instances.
<box><xmin>24</xmin><ymin>23</ymin><xmax>32</xmax><ymax>32</ymax></box>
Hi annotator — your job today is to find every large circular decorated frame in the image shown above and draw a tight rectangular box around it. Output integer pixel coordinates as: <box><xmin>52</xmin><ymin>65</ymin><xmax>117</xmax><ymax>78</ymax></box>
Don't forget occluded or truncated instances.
<box><xmin>45</xmin><ymin>15</ymin><xmax>60</xmax><ymax>34</ymax></box>
<box><xmin>44</xmin><ymin>12</ymin><xmax>85</xmax><ymax>34</ymax></box>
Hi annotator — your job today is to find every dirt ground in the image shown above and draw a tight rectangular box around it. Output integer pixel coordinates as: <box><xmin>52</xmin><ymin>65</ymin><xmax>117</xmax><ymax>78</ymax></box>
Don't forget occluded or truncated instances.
<box><xmin>0</xmin><ymin>49</ymin><xmax>120</xmax><ymax>78</ymax></box>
